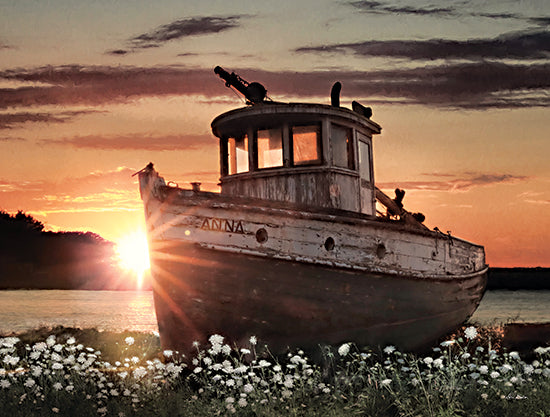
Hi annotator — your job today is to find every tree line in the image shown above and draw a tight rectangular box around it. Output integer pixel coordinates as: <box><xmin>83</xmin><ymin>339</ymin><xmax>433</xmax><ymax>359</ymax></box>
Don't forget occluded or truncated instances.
<box><xmin>0</xmin><ymin>210</ymin><xmax>138</xmax><ymax>290</ymax></box>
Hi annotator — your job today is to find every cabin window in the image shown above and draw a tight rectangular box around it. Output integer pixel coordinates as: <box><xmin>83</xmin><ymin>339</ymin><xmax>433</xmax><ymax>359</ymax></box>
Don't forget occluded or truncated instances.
<box><xmin>257</xmin><ymin>128</ymin><xmax>283</xmax><ymax>169</ymax></box>
<box><xmin>331</xmin><ymin>124</ymin><xmax>354</xmax><ymax>170</ymax></box>
<box><xmin>291</xmin><ymin>124</ymin><xmax>321</xmax><ymax>166</ymax></box>
<box><xmin>358</xmin><ymin>137</ymin><xmax>371</xmax><ymax>182</ymax></box>
<box><xmin>228</xmin><ymin>135</ymin><xmax>249</xmax><ymax>174</ymax></box>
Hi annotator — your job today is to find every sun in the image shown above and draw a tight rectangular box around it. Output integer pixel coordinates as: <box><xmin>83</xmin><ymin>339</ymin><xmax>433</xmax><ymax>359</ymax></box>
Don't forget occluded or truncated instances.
<box><xmin>115</xmin><ymin>230</ymin><xmax>151</xmax><ymax>288</ymax></box>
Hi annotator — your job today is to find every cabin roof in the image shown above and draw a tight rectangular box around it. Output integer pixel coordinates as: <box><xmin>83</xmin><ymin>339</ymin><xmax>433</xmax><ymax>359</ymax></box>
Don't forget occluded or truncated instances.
<box><xmin>211</xmin><ymin>102</ymin><xmax>382</xmax><ymax>138</ymax></box>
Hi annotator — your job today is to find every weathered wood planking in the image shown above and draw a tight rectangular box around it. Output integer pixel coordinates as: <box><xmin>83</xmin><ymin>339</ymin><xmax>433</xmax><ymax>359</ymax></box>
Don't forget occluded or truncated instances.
<box><xmin>146</xmin><ymin>188</ymin><xmax>485</xmax><ymax>279</ymax></box>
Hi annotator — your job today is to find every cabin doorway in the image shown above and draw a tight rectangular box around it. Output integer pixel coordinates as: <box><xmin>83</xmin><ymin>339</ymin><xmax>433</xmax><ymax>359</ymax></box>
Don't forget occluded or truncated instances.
<box><xmin>358</xmin><ymin>133</ymin><xmax>374</xmax><ymax>215</ymax></box>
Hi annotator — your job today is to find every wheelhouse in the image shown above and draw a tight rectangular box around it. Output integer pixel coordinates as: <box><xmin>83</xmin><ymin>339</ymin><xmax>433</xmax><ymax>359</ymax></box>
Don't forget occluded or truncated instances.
<box><xmin>211</xmin><ymin>103</ymin><xmax>381</xmax><ymax>215</ymax></box>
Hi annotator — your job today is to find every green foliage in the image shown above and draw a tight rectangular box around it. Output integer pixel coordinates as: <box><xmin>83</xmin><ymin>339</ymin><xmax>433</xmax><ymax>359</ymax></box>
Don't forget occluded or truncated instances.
<box><xmin>0</xmin><ymin>326</ymin><xmax>549</xmax><ymax>416</ymax></box>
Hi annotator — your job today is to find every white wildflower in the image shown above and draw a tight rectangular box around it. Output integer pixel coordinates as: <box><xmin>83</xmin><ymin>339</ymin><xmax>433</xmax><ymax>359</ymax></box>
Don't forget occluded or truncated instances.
<box><xmin>53</xmin><ymin>383</ymin><xmax>63</xmax><ymax>391</ymax></box>
<box><xmin>461</xmin><ymin>353</ymin><xmax>471</xmax><ymax>360</ymax></box>
<box><xmin>225</xmin><ymin>396</ymin><xmax>235</xmax><ymax>404</ymax></box>
<box><xmin>380</xmin><ymin>378</ymin><xmax>392</xmax><ymax>386</ymax></box>
<box><xmin>163</xmin><ymin>350</ymin><xmax>173</xmax><ymax>358</ymax></box>
<box><xmin>500</xmin><ymin>364</ymin><xmax>513</xmax><ymax>374</ymax></box>
<box><xmin>31</xmin><ymin>365</ymin><xmax>42</xmax><ymax>377</ymax></box>
<box><xmin>66</xmin><ymin>337</ymin><xmax>76</xmax><ymax>345</ymax></box>
<box><xmin>423</xmin><ymin>357</ymin><xmax>434</xmax><ymax>365</ymax></box>
<box><xmin>52</xmin><ymin>407</ymin><xmax>59</xmax><ymax>413</ymax></box>
<box><xmin>258</xmin><ymin>360</ymin><xmax>271</xmax><ymax>367</ymax></box>
<box><xmin>243</xmin><ymin>383</ymin><xmax>253</xmax><ymax>393</ymax></box>
<box><xmin>433</xmin><ymin>358</ymin><xmax>444</xmax><ymax>369</ymax></box>
<box><xmin>226</xmin><ymin>379</ymin><xmax>235</xmax><ymax>387</ymax></box>
<box><xmin>209</xmin><ymin>334</ymin><xmax>224</xmax><ymax>346</ymax></box>
<box><xmin>481</xmin><ymin>393</ymin><xmax>488</xmax><ymax>400</ymax></box>
<box><xmin>534</xmin><ymin>346</ymin><xmax>547</xmax><ymax>355</ymax></box>
<box><xmin>338</xmin><ymin>343</ymin><xmax>350</xmax><ymax>357</ymax></box>
<box><xmin>440</xmin><ymin>340</ymin><xmax>455</xmax><ymax>347</ymax></box>
<box><xmin>33</xmin><ymin>342</ymin><xmax>47</xmax><ymax>352</ymax></box>
<box><xmin>464</xmin><ymin>326</ymin><xmax>478</xmax><ymax>340</ymax></box>
<box><xmin>46</xmin><ymin>336</ymin><xmax>56</xmax><ymax>347</ymax></box>
<box><xmin>3</xmin><ymin>355</ymin><xmax>20</xmax><ymax>366</ymax></box>
<box><xmin>238</xmin><ymin>397</ymin><xmax>248</xmax><ymax>407</ymax></box>
<box><xmin>479</xmin><ymin>365</ymin><xmax>488</xmax><ymax>374</ymax></box>
<box><xmin>193</xmin><ymin>367</ymin><xmax>203</xmax><ymax>374</ymax></box>
<box><xmin>290</xmin><ymin>355</ymin><xmax>306</xmax><ymax>365</ymax></box>
<box><xmin>1</xmin><ymin>337</ymin><xmax>19</xmax><ymax>348</ymax></box>
<box><xmin>203</xmin><ymin>357</ymin><xmax>212</xmax><ymax>366</ymax></box>
<box><xmin>29</xmin><ymin>351</ymin><xmax>40</xmax><ymax>360</ymax></box>
<box><xmin>490</xmin><ymin>371</ymin><xmax>500</xmax><ymax>379</ymax></box>
<box><xmin>131</xmin><ymin>356</ymin><xmax>140</xmax><ymax>364</ymax></box>
<box><xmin>234</xmin><ymin>365</ymin><xmax>247</xmax><ymax>374</ymax></box>
<box><xmin>125</xmin><ymin>337</ymin><xmax>135</xmax><ymax>346</ymax></box>
<box><xmin>221</xmin><ymin>344</ymin><xmax>232</xmax><ymax>355</ymax></box>
<box><xmin>470</xmin><ymin>372</ymin><xmax>480</xmax><ymax>379</ymax></box>
<box><xmin>384</xmin><ymin>345</ymin><xmax>396</xmax><ymax>354</ymax></box>
<box><xmin>240</xmin><ymin>348</ymin><xmax>251</xmax><ymax>355</ymax></box>
<box><xmin>249</xmin><ymin>336</ymin><xmax>257</xmax><ymax>345</ymax></box>
<box><xmin>52</xmin><ymin>363</ymin><xmax>63</xmax><ymax>370</ymax></box>
<box><xmin>24</xmin><ymin>378</ymin><xmax>36</xmax><ymax>388</ymax></box>
<box><xmin>0</xmin><ymin>379</ymin><xmax>11</xmax><ymax>389</ymax></box>
<box><xmin>510</xmin><ymin>376</ymin><xmax>519</xmax><ymax>384</ymax></box>
<box><xmin>65</xmin><ymin>384</ymin><xmax>74</xmax><ymax>392</ymax></box>
<box><xmin>132</xmin><ymin>367</ymin><xmax>147</xmax><ymax>379</ymax></box>
<box><xmin>283</xmin><ymin>376</ymin><xmax>294</xmax><ymax>388</ymax></box>
<box><xmin>524</xmin><ymin>365</ymin><xmax>534</xmax><ymax>375</ymax></box>
<box><xmin>53</xmin><ymin>344</ymin><xmax>63</xmax><ymax>352</ymax></box>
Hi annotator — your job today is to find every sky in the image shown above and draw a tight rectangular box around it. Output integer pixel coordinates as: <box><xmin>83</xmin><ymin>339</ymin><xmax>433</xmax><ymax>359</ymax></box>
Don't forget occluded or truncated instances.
<box><xmin>0</xmin><ymin>0</ymin><xmax>548</xmax><ymax>267</ymax></box>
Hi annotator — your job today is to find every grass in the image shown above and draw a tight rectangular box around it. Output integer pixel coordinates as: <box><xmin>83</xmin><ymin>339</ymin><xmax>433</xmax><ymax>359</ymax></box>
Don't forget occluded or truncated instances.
<box><xmin>0</xmin><ymin>326</ymin><xmax>549</xmax><ymax>416</ymax></box>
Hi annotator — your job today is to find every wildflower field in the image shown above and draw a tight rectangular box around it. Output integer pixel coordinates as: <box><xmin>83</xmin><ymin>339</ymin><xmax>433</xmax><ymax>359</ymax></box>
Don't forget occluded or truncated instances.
<box><xmin>1</xmin><ymin>326</ymin><xmax>549</xmax><ymax>416</ymax></box>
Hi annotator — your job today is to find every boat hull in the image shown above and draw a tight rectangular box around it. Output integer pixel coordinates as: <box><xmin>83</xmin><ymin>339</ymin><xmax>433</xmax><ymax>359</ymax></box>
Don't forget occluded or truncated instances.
<box><xmin>150</xmin><ymin>239</ymin><xmax>487</xmax><ymax>356</ymax></box>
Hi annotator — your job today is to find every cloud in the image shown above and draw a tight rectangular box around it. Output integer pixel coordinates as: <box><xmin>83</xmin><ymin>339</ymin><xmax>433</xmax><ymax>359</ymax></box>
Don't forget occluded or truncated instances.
<box><xmin>251</xmin><ymin>62</ymin><xmax>550</xmax><ymax>109</ymax></box>
<box><xmin>0</xmin><ymin>167</ymin><xmax>142</xmax><ymax>214</ymax></box>
<box><xmin>349</xmin><ymin>1</ymin><xmax>455</xmax><ymax>17</ymax></box>
<box><xmin>377</xmin><ymin>173</ymin><xmax>530</xmax><ymax>192</ymax></box>
<box><xmin>44</xmin><ymin>133</ymin><xmax>216</xmax><ymax>151</ymax></box>
<box><xmin>518</xmin><ymin>191</ymin><xmax>550</xmax><ymax>206</ymax></box>
<box><xmin>296</xmin><ymin>30</ymin><xmax>550</xmax><ymax>61</ymax></box>
<box><xmin>0</xmin><ymin>110</ymin><xmax>99</xmax><ymax>129</ymax></box>
<box><xmin>108</xmin><ymin>15</ymin><xmax>245</xmax><ymax>54</ymax></box>
<box><xmin>1</xmin><ymin>62</ymin><xmax>548</xmax><ymax>110</ymax></box>
<box><xmin>347</xmin><ymin>1</ymin><xmax>549</xmax><ymax>24</ymax></box>
<box><xmin>0</xmin><ymin>65</ymin><xmax>218</xmax><ymax>108</ymax></box>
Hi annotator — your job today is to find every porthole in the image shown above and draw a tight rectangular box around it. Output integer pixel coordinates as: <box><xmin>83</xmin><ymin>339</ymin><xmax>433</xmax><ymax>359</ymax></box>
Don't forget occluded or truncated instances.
<box><xmin>324</xmin><ymin>237</ymin><xmax>335</xmax><ymax>251</ymax></box>
<box><xmin>256</xmin><ymin>228</ymin><xmax>268</xmax><ymax>244</ymax></box>
<box><xmin>376</xmin><ymin>243</ymin><xmax>386</xmax><ymax>259</ymax></box>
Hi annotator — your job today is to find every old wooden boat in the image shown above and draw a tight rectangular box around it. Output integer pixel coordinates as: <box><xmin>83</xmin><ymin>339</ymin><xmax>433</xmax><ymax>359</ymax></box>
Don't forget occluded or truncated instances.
<box><xmin>137</xmin><ymin>67</ymin><xmax>487</xmax><ymax>357</ymax></box>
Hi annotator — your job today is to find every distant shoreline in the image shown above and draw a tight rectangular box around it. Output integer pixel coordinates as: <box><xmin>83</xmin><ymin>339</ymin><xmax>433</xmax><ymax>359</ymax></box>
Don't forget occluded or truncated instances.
<box><xmin>487</xmin><ymin>267</ymin><xmax>550</xmax><ymax>290</ymax></box>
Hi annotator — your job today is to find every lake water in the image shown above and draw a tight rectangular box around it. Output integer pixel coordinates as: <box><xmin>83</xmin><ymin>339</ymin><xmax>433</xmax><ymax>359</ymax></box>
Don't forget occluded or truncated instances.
<box><xmin>0</xmin><ymin>289</ymin><xmax>549</xmax><ymax>335</ymax></box>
